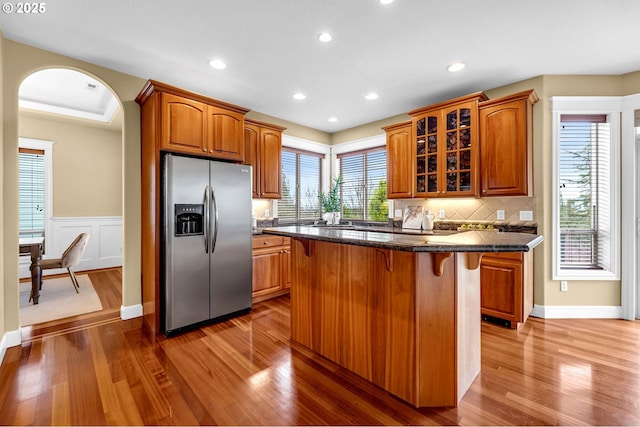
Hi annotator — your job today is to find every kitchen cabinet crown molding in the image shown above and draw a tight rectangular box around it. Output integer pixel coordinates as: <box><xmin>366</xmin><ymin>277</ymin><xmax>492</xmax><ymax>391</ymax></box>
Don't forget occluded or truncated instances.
<box><xmin>381</xmin><ymin>120</ymin><xmax>412</xmax><ymax>132</ymax></box>
<box><xmin>478</xmin><ymin>89</ymin><xmax>539</xmax><ymax>109</ymax></box>
<box><xmin>407</xmin><ymin>91</ymin><xmax>489</xmax><ymax>116</ymax></box>
<box><xmin>244</xmin><ymin>117</ymin><xmax>287</xmax><ymax>132</ymax></box>
<box><xmin>135</xmin><ymin>79</ymin><xmax>250</xmax><ymax>115</ymax></box>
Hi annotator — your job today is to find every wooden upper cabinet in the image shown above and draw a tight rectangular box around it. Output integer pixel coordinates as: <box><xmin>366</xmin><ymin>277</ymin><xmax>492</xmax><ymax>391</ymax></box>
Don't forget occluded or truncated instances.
<box><xmin>244</xmin><ymin>119</ymin><xmax>285</xmax><ymax>199</ymax></box>
<box><xmin>259</xmin><ymin>127</ymin><xmax>282</xmax><ymax>198</ymax></box>
<box><xmin>479</xmin><ymin>90</ymin><xmax>538</xmax><ymax>196</ymax></box>
<box><xmin>410</xmin><ymin>92</ymin><xmax>488</xmax><ymax>198</ymax></box>
<box><xmin>207</xmin><ymin>106</ymin><xmax>245</xmax><ymax>161</ymax></box>
<box><xmin>383</xmin><ymin>121</ymin><xmax>413</xmax><ymax>199</ymax></box>
<box><xmin>138</xmin><ymin>80</ymin><xmax>250</xmax><ymax>161</ymax></box>
<box><xmin>161</xmin><ymin>93</ymin><xmax>208</xmax><ymax>155</ymax></box>
<box><xmin>244</xmin><ymin>124</ymin><xmax>260</xmax><ymax>198</ymax></box>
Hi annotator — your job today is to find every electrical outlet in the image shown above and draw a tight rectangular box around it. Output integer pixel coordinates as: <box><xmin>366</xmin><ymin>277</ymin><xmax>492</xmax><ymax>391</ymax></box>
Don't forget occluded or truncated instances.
<box><xmin>519</xmin><ymin>210</ymin><xmax>533</xmax><ymax>221</ymax></box>
<box><xmin>439</xmin><ymin>209</ymin><xmax>446</xmax><ymax>219</ymax></box>
<box><xmin>560</xmin><ymin>281</ymin><xmax>568</xmax><ymax>292</ymax></box>
<box><xmin>497</xmin><ymin>210</ymin><xmax>505</xmax><ymax>220</ymax></box>
<box><xmin>395</xmin><ymin>209</ymin><xmax>402</xmax><ymax>218</ymax></box>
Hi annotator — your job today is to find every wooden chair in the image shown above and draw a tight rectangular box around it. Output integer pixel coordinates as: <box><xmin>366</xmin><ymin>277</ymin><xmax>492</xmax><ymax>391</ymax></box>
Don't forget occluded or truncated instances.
<box><xmin>38</xmin><ymin>233</ymin><xmax>90</xmax><ymax>296</ymax></box>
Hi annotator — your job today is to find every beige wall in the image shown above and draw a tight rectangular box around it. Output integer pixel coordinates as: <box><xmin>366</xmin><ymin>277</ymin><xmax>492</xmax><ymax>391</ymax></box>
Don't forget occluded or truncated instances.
<box><xmin>1</xmin><ymin>37</ymin><xmax>146</xmax><ymax>337</ymax></box>
<box><xmin>246</xmin><ymin>110</ymin><xmax>331</xmax><ymax>144</ymax></box>
<box><xmin>19</xmin><ymin>113</ymin><xmax>122</xmax><ymax>217</ymax></box>
<box><xmin>1</xmin><ymin>32</ymin><xmax>6</xmax><ymax>339</ymax></box>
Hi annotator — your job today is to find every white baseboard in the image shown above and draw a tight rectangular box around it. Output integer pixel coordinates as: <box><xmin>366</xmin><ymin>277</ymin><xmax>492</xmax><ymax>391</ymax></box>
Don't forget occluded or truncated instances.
<box><xmin>0</xmin><ymin>329</ymin><xmax>22</xmax><ymax>367</ymax></box>
<box><xmin>530</xmin><ymin>304</ymin><xmax>623</xmax><ymax>319</ymax></box>
<box><xmin>20</xmin><ymin>216</ymin><xmax>123</xmax><ymax>278</ymax></box>
<box><xmin>120</xmin><ymin>304</ymin><xmax>143</xmax><ymax>320</ymax></box>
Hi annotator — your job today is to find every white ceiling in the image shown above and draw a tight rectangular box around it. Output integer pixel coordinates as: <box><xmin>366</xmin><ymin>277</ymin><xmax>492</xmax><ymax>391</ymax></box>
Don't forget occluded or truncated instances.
<box><xmin>2</xmin><ymin>0</ymin><xmax>640</xmax><ymax>133</ymax></box>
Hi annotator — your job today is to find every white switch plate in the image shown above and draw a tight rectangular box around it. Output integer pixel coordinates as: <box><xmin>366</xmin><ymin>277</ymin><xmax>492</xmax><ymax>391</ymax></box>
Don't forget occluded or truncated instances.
<box><xmin>519</xmin><ymin>210</ymin><xmax>533</xmax><ymax>221</ymax></box>
<box><xmin>439</xmin><ymin>209</ymin><xmax>446</xmax><ymax>219</ymax></box>
<box><xmin>497</xmin><ymin>210</ymin><xmax>505</xmax><ymax>220</ymax></box>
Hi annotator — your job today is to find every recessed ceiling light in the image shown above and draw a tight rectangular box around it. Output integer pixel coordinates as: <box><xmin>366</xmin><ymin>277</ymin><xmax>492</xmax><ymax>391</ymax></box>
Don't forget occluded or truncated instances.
<box><xmin>208</xmin><ymin>59</ymin><xmax>226</xmax><ymax>70</ymax></box>
<box><xmin>365</xmin><ymin>92</ymin><xmax>379</xmax><ymax>100</ymax></box>
<box><xmin>446</xmin><ymin>62</ymin><xmax>465</xmax><ymax>72</ymax></box>
<box><xmin>380</xmin><ymin>0</ymin><xmax>394</xmax><ymax>4</ymax></box>
<box><xmin>328</xmin><ymin>117</ymin><xmax>338</xmax><ymax>122</ymax></box>
<box><xmin>318</xmin><ymin>32</ymin><xmax>332</xmax><ymax>43</ymax></box>
<box><xmin>293</xmin><ymin>92</ymin><xmax>306</xmax><ymax>100</ymax></box>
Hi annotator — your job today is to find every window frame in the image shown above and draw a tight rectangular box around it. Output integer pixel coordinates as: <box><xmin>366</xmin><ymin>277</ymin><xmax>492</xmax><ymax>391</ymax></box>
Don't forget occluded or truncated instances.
<box><xmin>278</xmin><ymin>146</ymin><xmax>324</xmax><ymax>222</ymax></box>
<box><xmin>337</xmin><ymin>146</ymin><xmax>388</xmax><ymax>222</ymax></box>
<box><xmin>18</xmin><ymin>137</ymin><xmax>54</xmax><ymax>253</ymax></box>
<box><xmin>331</xmin><ymin>134</ymin><xmax>388</xmax><ymax>223</ymax></box>
<box><xmin>551</xmin><ymin>97</ymin><xmax>620</xmax><ymax>281</ymax></box>
<box><xmin>276</xmin><ymin>135</ymin><xmax>330</xmax><ymax>223</ymax></box>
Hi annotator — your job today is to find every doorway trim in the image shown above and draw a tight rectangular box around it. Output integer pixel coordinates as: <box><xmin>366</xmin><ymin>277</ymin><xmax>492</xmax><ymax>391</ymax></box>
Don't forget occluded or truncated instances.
<box><xmin>621</xmin><ymin>93</ymin><xmax>640</xmax><ymax>320</ymax></box>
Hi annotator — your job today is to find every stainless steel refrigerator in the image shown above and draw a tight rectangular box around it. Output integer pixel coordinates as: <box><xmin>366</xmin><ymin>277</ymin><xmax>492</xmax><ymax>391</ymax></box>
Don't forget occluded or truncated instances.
<box><xmin>162</xmin><ymin>153</ymin><xmax>252</xmax><ymax>335</ymax></box>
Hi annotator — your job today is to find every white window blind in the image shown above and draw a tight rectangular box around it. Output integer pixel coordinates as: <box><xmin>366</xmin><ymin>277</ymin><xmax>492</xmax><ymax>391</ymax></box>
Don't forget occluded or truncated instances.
<box><xmin>558</xmin><ymin>115</ymin><xmax>609</xmax><ymax>270</ymax></box>
<box><xmin>278</xmin><ymin>147</ymin><xmax>322</xmax><ymax>221</ymax></box>
<box><xmin>19</xmin><ymin>148</ymin><xmax>46</xmax><ymax>238</ymax></box>
<box><xmin>338</xmin><ymin>147</ymin><xmax>388</xmax><ymax>222</ymax></box>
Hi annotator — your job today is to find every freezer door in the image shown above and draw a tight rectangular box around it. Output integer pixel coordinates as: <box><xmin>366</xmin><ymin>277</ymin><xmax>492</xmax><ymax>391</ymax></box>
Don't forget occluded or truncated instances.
<box><xmin>164</xmin><ymin>154</ymin><xmax>211</xmax><ymax>332</ymax></box>
<box><xmin>208</xmin><ymin>161</ymin><xmax>253</xmax><ymax>318</ymax></box>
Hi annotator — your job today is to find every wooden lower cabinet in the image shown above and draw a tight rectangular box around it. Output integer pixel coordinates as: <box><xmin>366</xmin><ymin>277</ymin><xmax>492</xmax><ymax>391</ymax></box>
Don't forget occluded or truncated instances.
<box><xmin>252</xmin><ymin>235</ymin><xmax>291</xmax><ymax>302</ymax></box>
<box><xmin>480</xmin><ymin>251</ymin><xmax>533</xmax><ymax>328</ymax></box>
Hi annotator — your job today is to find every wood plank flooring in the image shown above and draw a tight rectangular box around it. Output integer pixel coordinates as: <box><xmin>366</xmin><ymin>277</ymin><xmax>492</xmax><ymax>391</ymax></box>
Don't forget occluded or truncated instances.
<box><xmin>3</xmin><ymin>268</ymin><xmax>640</xmax><ymax>425</ymax></box>
<box><xmin>19</xmin><ymin>267</ymin><xmax>123</xmax><ymax>343</ymax></box>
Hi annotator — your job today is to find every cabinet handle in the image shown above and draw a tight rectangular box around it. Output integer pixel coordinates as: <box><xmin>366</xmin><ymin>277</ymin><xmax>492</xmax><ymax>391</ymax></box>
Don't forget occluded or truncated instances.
<box><xmin>202</xmin><ymin>148</ymin><xmax>207</xmax><ymax>152</ymax></box>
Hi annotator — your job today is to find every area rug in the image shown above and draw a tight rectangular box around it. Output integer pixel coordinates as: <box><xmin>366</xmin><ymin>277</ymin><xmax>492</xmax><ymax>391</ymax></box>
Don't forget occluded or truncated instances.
<box><xmin>19</xmin><ymin>274</ymin><xmax>103</xmax><ymax>326</ymax></box>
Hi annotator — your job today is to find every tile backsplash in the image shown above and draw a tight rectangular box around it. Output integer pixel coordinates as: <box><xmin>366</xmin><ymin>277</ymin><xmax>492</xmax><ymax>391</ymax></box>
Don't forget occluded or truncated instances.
<box><xmin>254</xmin><ymin>196</ymin><xmax>537</xmax><ymax>225</ymax></box>
<box><xmin>392</xmin><ymin>196</ymin><xmax>537</xmax><ymax>224</ymax></box>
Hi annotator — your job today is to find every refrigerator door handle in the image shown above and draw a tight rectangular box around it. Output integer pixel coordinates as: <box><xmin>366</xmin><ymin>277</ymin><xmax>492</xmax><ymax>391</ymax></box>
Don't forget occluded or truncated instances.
<box><xmin>204</xmin><ymin>185</ymin><xmax>209</xmax><ymax>254</ymax></box>
<box><xmin>211</xmin><ymin>186</ymin><xmax>219</xmax><ymax>253</ymax></box>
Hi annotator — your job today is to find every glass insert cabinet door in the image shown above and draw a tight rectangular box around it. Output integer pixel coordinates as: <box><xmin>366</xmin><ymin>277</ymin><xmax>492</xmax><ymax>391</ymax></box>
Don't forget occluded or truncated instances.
<box><xmin>413</xmin><ymin>101</ymin><xmax>478</xmax><ymax>197</ymax></box>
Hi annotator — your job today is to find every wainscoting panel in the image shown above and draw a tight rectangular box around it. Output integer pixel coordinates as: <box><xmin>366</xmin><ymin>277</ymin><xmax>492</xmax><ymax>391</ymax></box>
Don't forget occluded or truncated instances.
<box><xmin>20</xmin><ymin>216</ymin><xmax>123</xmax><ymax>278</ymax></box>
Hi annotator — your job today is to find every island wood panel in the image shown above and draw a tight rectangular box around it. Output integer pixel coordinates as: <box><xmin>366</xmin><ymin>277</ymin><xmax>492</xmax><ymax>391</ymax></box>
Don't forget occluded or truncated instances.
<box><xmin>415</xmin><ymin>251</ymin><xmax>456</xmax><ymax>407</ymax></box>
<box><xmin>288</xmin><ymin>238</ymin><xmax>479</xmax><ymax>407</ymax></box>
<box><xmin>289</xmin><ymin>239</ymin><xmax>417</xmax><ymax>403</ymax></box>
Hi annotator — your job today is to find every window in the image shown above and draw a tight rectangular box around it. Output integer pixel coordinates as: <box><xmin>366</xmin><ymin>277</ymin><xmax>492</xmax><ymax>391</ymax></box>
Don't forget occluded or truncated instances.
<box><xmin>558</xmin><ymin>115</ymin><xmax>608</xmax><ymax>269</ymax></box>
<box><xmin>338</xmin><ymin>147</ymin><xmax>388</xmax><ymax>222</ymax></box>
<box><xmin>19</xmin><ymin>148</ymin><xmax>46</xmax><ymax>238</ymax></box>
<box><xmin>552</xmin><ymin>99</ymin><xmax>620</xmax><ymax>280</ymax></box>
<box><xmin>18</xmin><ymin>138</ymin><xmax>53</xmax><ymax>249</ymax></box>
<box><xmin>278</xmin><ymin>147</ymin><xmax>323</xmax><ymax>221</ymax></box>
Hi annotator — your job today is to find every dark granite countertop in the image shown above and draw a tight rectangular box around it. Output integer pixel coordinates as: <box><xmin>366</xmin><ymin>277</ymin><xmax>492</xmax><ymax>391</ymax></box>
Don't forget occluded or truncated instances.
<box><xmin>261</xmin><ymin>225</ymin><xmax>543</xmax><ymax>253</ymax></box>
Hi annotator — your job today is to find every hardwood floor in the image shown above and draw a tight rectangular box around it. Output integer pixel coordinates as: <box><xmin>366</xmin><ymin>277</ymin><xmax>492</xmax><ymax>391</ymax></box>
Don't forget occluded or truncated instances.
<box><xmin>19</xmin><ymin>268</ymin><xmax>123</xmax><ymax>342</ymax></box>
<box><xmin>2</xmin><ymin>270</ymin><xmax>640</xmax><ymax>425</ymax></box>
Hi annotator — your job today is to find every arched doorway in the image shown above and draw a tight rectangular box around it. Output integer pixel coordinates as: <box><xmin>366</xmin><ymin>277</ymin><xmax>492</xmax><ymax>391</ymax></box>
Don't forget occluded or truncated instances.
<box><xmin>17</xmin><ymin>67</ymin><xmax>125</xmax><ymax>328</ymax></box>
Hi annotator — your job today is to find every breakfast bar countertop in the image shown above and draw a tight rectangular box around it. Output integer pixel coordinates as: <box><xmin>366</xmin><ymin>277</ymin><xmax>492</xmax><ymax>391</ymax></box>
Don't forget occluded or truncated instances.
<box><xmin>261</xmin><ymin>225</ymin><xmax>543</xmax><ymax>253</ymax></box>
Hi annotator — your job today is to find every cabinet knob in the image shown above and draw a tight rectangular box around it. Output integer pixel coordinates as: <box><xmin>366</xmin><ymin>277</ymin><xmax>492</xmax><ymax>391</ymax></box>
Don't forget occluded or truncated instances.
<box><xmin>209</xmin><ymin>150</ymin><xmax>213</xmax><ymax>153</ymax></box>
<box><xmin>202</xmin><ymin>149</ymin><xmax>207</xmax><ymax>152</ymax></box>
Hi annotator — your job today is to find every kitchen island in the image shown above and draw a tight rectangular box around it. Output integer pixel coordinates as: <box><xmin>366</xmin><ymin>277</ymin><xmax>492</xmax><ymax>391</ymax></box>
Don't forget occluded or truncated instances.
<box><xmin>261</xmin><ymin>225</ymin><xmax>543</xmax><ymax>407</ymax></box>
